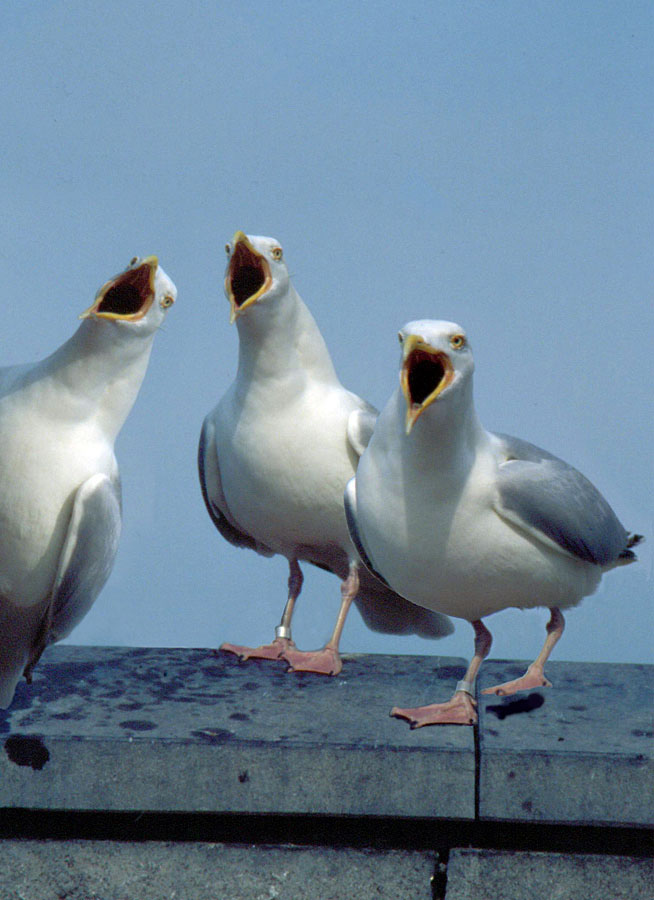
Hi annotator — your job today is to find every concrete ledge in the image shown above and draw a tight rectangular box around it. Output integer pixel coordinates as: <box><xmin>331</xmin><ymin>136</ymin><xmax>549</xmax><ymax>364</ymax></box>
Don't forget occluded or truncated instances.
<box><xmin>1</xmin><ymin>647</ymin><xmax>652</xmax><ymax>829</ymax></box>
<box><xmin>0</xmin><ymin>646</ymin><xmax>475</xmax><ymax>819</ymax></box>
<box><xmin>1</xmin><ymin>647</ymin><xmax>652</xmax><ymax>899</ymax></box>
<box><xmin>1</xmin><ymin>840</ymin><xmax>651</xmax><ymax>900</ymax></box>
<box><xmin>478</xmin><ymin>660</ymin><xmax>653</xmax><ymax>826</ymax></box>
<box><xmin>0</xmin><ymin>840</ymin><xmax>438</xmax><ymax>900</ymax></box>
<box><xmin>444</xmin><ymin>848</ymin><xmax>654</xmax><ymax>900</ymax></box>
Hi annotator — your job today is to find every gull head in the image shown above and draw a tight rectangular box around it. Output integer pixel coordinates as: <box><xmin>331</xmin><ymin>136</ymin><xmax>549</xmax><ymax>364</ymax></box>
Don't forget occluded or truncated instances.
<box><xmin>80</xmin><ymin>256</ymin><xmax>176</xmax><ymax>334</ymax></box>
<box><xmin>398</xmin><ymin>319</ymin><xmax>473</xmax><ymax>434</ymax></box>
<box><xmin>224</xmin><ymin>232</ymin><xmax>289</xmax><ymax>324</ymax></box>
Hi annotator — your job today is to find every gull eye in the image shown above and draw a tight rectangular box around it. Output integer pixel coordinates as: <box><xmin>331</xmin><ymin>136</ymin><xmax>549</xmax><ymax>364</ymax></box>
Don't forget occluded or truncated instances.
<box><xmin>129</xmin><ymin>256</ymin><xmax>139</xmax><ymax>266</ymax></box>
<box><xmin>397</xmin><ymin>332</ymin><xmax>404</xmax><ymax>344</ymax></box>
<box><xmin>450</xmin><ymin>333</ymin><xmax>466</xmax><ymax>350</ymax></box>
<box><xmin>271</xmin><ymin>246</ymin><xmax>283</xmax><ymax>260</ymax></box>
<box><xmin>225</xmin><ymin>243</ymin><xmax>231</xmax><ymax>255</ymax></box>
<box><xmin>160</xmin><ymin>294</ymin><xmax>175</xmax><ymax>310</ymax></box>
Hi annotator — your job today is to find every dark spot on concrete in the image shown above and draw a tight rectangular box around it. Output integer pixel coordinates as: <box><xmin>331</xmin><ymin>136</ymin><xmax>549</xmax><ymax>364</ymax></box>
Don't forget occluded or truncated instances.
<box><xmin>117</xmin><ymin>702</ymin><xmax>143</xmax><ymax>711</ymax></box>
<box><xmin>558</xmin><ymin>736</ymin><xmax>565</xmax><ymax>741</ymax></box>
<box><xmin>202</xmin><ymin>665</ymin><xmax>227</xmax><ymax>678</ymax></box>
<box><xmin>48</xmin><ymin>661</ymin><xmax>96</xmax><ymax>679</ymax></box>
<box><xmin>14</xmin><ymin>711</ymin><xmax>44</xmax><ymax>728</ymax></box>
<box><xmin>243</xmin><ymin>682</ymin><xmax>261</xmax><ymax>692</ymax></box>
<box><xmin>631</xmin><ymin>729</ymin><xmax>654</xmax><ymax>738</ymax></box>
<box><xmin>435</xmin><ymin>665</ymin><xmax>466</xmax><ymax>681</ymax></box>
<box><xmin>118</xmin><ymin>720</ymin><xmax>157</xmax><ymax>732</ymax></box>
<box><xmin>238</xmin><ymin>770</ymin><xmax>249</xmax><ymax>783</ymax></box>
<box><xmin>486</xmin><ymin>693</ymin><xmax>545</xmax><ymax>720</ymax></box>
<box><xmin>229</xmin><ymin>712</ymin><xmax>250</xmax><ymax>722</ymax></box>
<box><xmin>51</xmin><ymin>711</ymin><xmax>85</xmax><ymax>721</ymax></box>
<box><xmin>522</xmin><ymin>800</ymin><xmax>533</xmax><ymax>813</ymax></box>
<box><xmin>192</xmin><ymin>728</ymin><xmax>233</xmax><ymax>744</ymax></box>
<box><xmin>507</xmin><ymin>771</ymin><xmax>515</xmax><ymax>780</ymax></box>
<box><xmin>5</xmin><ymin>735</ymin><xmax>50</xmax><ymax>770</ymax></box>
<box><xmin>486</xmin><ymin>728</ymin><xmax>499</xmax><ymax>736</ymax></box>
<box><xmin>569</xmin><ymin>705</ymin><xmax>587</xmax><ymax>711</ymax></box>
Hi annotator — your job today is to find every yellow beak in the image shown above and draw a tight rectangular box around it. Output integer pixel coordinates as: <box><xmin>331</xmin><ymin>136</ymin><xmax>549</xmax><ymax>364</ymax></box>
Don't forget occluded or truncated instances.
<box><xmin>225</xmin><ymin>231</ymin><xmax>272</xmax><ymax>324</ymax></box>
<box><xmin>401</xmin><ymin>334</ymin><xmax>454</xmax><ymax>434</ymax></box>
<box><xmin>80</xmin><ymin>256</ymin><xmax>159</xmax><ymax>321</ymax></box>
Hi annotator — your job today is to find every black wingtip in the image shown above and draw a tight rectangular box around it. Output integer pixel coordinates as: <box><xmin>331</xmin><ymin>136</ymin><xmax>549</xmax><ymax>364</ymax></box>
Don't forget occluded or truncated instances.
<box><xmin>619</xmin><ymin>533</ymin><xmax>644</xmax><ymax>562</ymax></box>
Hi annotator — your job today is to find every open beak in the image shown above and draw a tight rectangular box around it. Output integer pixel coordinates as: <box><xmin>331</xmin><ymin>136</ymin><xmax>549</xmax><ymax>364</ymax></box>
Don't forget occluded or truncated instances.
<box><xmin>80</xmin><ymin>256</ymin><xmax>159</xmax><ymax>321</ymax></box>
<box><xmin>401</xmin><ymin>335</ymin><xmax>454</xmax><ymax>434</ymax></box>
<box><xmin>225</xmin><ymin>231</ymin><xmax>272</xmax><ymax>324</ymax></box>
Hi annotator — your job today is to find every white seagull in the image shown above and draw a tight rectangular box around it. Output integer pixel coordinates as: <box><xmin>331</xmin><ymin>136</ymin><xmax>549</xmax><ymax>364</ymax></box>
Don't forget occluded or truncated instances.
<box><xmin>198</xmin><ymin>233</ymin><xmax>452</xmax><ymax>676</ymax></box>
<box><xmin>345</xmin><ymin>319</ymin><xmax>641</xmax><ymax>726</ymax></box>
<box><xmin>0</xmin><ymin>256</ymin><xmax>176</xmax><ymax>707</ymax></box>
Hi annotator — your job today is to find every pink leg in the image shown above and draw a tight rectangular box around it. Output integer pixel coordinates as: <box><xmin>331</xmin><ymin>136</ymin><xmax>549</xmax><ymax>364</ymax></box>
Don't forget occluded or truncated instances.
<box><xmin>283</xmin><ymin>562</ymin><xmax>359</xmax><ymax>676</ymax></box>
<box><xmin>392</xmin><ymin>620</ymin><xmax>493</xmax><ymax>727</ymax></box>
<box><xmin>482</xmin><ymin>608</ymin><xmax>565</xmax><ymax>696</ymax></box>
<box><xmin>220</xmin><ymin>559</ymin><xmax>303</xmax><ymax>662</ymax></box>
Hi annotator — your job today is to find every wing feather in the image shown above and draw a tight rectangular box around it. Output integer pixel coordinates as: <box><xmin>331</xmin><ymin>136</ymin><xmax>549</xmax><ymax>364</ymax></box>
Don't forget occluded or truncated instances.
<box><xmin>493</xmin><ymin>433</ymin><xmax>632</xmax><ymax>566</ymax></box>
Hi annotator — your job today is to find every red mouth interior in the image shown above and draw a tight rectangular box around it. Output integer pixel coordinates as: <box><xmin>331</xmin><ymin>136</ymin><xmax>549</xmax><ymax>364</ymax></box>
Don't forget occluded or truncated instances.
<box><xmin>98</xmin><ymin>264</ymin><xmax>153</xmax><ymax>316</ymax></box>
<box><xmin>230</xmin><ymin>243</ymin><xmax>267</xmax><ymax>307</ymax></box>
<box><xmin>407</xmin><ymin>350</ymin><xmax>446</xmax><ymax>405</ymax></box>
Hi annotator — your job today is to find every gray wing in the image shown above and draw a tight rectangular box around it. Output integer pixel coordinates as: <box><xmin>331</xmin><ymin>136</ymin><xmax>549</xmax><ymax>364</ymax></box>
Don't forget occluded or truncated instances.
<box><xmin>48</xmin><ymin>472</ymin><xmax>123</xmax><ymax>642</ymax></box>
<box><xmin>493</xmin><ymin>433</ymin><xmax>633</xmax><ymax>567</ymax></box>
<box><xmin>346</xmin><ymin>399</ymin><xmax>378</xmax><ymax>459</ymax></box>
<box><xmin>198</xmin><ymin>415</ymin><xmax>273</xmax><ymax>556</ymax></box>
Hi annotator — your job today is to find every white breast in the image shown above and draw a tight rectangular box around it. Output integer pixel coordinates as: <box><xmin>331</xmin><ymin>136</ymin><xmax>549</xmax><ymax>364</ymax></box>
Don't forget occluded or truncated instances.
<box><xmin>0</xmin><ymin>389</ymin><xmax>116</xmax><ymax>606</ymax></box>
<box><xmin>215</xmin><ymin>379</ymin><xmax>358</xmax><ymax>557</ymax></box>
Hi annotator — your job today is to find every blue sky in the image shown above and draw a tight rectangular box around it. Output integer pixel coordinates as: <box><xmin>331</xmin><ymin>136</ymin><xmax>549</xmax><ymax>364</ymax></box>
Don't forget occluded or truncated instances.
<box><xmin>1</xmin><ymin>1</ymin><xmax>651</xmax><ymax>665</ymax></box>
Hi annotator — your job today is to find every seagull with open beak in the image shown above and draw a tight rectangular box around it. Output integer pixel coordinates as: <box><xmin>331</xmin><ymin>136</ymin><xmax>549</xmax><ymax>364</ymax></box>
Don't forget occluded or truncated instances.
<box><xmin>198</xmin><ymin>233</ymin><xmax>453</xmax><ymax>676</ymax></box>
<box><xmin>0</xmin><ymin>256</ymin><xmax>176</xmax><ymax>707</ymax></box>
<box><xmin>345</xmin><ymin>319</ymin><xmax>641</xmax><ymax>726</ymax></box>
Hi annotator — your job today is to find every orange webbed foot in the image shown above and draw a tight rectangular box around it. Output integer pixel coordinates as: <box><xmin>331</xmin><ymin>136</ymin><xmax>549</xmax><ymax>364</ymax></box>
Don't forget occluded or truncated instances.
<box><xmin>482</xmin><ymin>664</ymin><xmax>551</xmax><ymax>697</ymax></box>
<box><xmin>219</xmin><ymin>637</ymin><xmax>294</xmax><ymax>662</ymax></box>
<box><xmin>282</xmin><ymin>646</ymin><xmax>342</xmax><ymax>676</ymax></box>
<box><xmin>391</xmin><ymin>690</ymin><xmax>478</xmax><ymax>728</ymax></box>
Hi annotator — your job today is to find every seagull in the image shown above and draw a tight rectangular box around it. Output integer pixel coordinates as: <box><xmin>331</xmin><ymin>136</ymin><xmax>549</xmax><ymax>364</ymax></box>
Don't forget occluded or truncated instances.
<box><xmin>345</xmin><ymin>319</ymin><xmax>642</xmax><ymax>726</ymax></box>
<box><xmin>198</xmin><ymin>233</ymin><xmax>452</xmax><ymax>676</ymax></box>
<box><xmin>0</xmin><ymin>256</ymin><xmax>176</xmax><ymax>707</ymax></box>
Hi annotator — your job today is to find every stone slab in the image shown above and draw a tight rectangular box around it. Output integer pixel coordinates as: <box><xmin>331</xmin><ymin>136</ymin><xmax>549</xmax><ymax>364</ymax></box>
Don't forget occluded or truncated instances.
<box><xmin>0</xmin><ymin>839</ymin><xmax>437</xmax><ymax>900</ymax></box>
<box><xmin>477</xmin><ymin>659</ymin><xmax>654</xmax><ymax>826</ymax></box>
<box><xmin>0</xmin><ymin>646</ymin><xmax>475</xmax><ymax>818</ymax></box>
<box><xmin>444</xmin><ymin>848</ymin><xmax>654</xmax><ymax>900</ymax></box>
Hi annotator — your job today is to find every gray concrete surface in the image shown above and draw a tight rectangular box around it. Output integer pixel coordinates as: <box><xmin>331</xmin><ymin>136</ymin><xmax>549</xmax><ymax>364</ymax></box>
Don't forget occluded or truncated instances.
<box><xmin>1</xmin><ymin>840</ymin><xmax>651</xmax><ymax>900</ymax></box>
<box><xmin>444</xmin><ymin>848</ymin><xmax>654</xmax><ymax>900</ymax></box>
<box><xmin>1</xmin><ymin>648</ymin><xmax>652</xmax><ymax>899</ymax></box>
<box><xmin>2</xmin><ymin>647</ymin><xmax>652</xmax><ymax>828</ymax></box>
<box><xmin>477</xmin><ymin>659</ymin><xmax>654</xmax><ymax>826</ymax></box>
<box><xmin>0</xmin><ymin>840</ymin><xmax>437</xmax><ymax>900</ymax></box>
<box><xmin>0</xmin><ymin>646</ymin><xmax>475</xmax><ymax>818</ymax></box>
